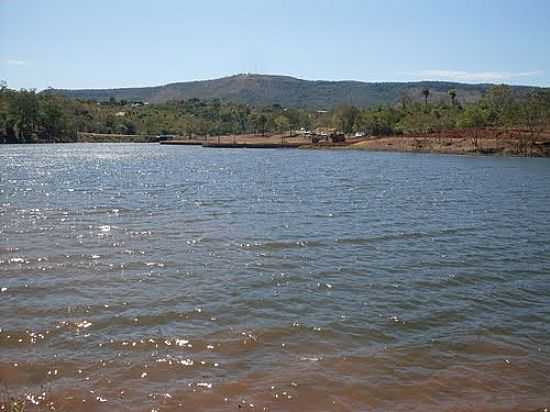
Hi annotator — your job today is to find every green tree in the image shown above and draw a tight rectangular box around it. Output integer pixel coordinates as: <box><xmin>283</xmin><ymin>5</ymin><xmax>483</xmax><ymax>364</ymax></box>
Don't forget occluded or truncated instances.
<box><xmin>253</xmin><ymin>113</ymin><xmax>268</xmax><ymax>136</ymax></box>
<box><xmin>519</xmin><ymin>90</ymin><xmax>550</xmax><ymax>155</ymax></box>
<box><xmin>0</xmin><ymin>84</ymin><xmax>14</xmax><ymax>143</ymax></box>
<box><xmin>9</xmin><ymin>89</ymin><xmax>40</xmax><ymax>141</ymax></box>
<box><xmin>448</xmin><ymin>89</ymin><xmax>457</xmax><ymax>106</ymax></box>
<box><xmin>457</xmin><ymin>105</ymin><xmax>489</xmax><ymax>128</ymax></box>
<box><xmin>422</xmin><ymin>88</ymin><xmax>430</xmax><ymax>106</ymax></box>
<box><xmin>485</xmin><ymin>85</ymin><xmax>514</xmax><ymax>125</ymax></box>
<box><xmin>40</xmin><ymin>95</ymin><xmax>71</xmax><ymax>142</ymax></box>
<box><xmin>274</xmin><ymin>115</ymin><xmax>290</xmax><ymax>134</ymax></box>
<box><xmin>332</xmin><ymin>105</ymin><xmax>359</xmax><ymax>134</ymax></box>
<box><xmin>356</xmin><ymin>107</ymin><xmax>400</xmax><ymax>135</ymax></box>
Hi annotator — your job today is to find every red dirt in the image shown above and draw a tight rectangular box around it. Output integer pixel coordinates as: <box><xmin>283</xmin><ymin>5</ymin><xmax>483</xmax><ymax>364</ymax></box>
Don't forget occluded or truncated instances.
<box><xmin>350</xmin><ymin>128</ymin><xmax>550</xmax><ymax>157</ymax></box>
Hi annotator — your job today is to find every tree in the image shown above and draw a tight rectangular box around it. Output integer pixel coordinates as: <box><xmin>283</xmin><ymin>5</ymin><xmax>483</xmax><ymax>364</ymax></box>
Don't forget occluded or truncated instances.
<box><xmin>0</xmin><ymin>83</ymin><xmax>13</xmax><ymax>143</ymax></box>
<box><xmin>422</xmin><ymin>88</ymin><xmax>430</xmax><ymax>106</ymax></box>
<box><xmin>298</xmin><ymin>110</ymin><xmax>313</xmax><ymax>131</ymax></box>
<box><xmin>520</xmin><ymin>90</ymin><xmax>550</xmax><ymax>155</ymax></box>
<box><xmin>332</xmin><ymin>104</ymin><xmax>359</xmax><ymax>134</ymax></box>
<box><xmin>485</xmin><ymin>85</ymin><xmax>514</xmax><ymax>125</ymax></box>
<box><xmin>283</xmin><ymin>108</ymin><xmax>300</xmax><ymax>134</ymax></box>
<box><xmin>356</xmin><ymin>107</ymin><xmax>400</xmax><ymax>136</ymax></box>
<box><xmin>274</xmin><ymin>115</ymin><xmax>290</xmax><ymax>135</ymax></box>
<box><xmin>40</xmin><ymin>95</ymin><xmax>71</xmax><ymax>142</ymax></box>
<box><xmin>9</xmin><ymin>89</ymin><xmax>40</xmax><ymax>141</ymax></box>
<box><xmin>448</xmin><ymin>89</ymin><xmax>457</xmax><ymax>106</ymax></box>
<box><xmin>458</xmin><ymin>104</ymin><xmax>489</xmax><ymax>128</ymax></box>
<box><xmin>235</xmin><ymin>107</ymin><xmax>249</xmax><ymax>133</ymax></box>
<box><xmin>253</xmin><ymin>113</ymin><xmax>268</xmax><ymax>136</ymax></box>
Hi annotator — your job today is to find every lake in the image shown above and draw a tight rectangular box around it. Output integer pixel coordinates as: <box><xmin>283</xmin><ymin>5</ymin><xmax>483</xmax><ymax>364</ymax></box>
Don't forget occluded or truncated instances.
<box><xmin>1</xmin><ymin>144</ymin><xmax>549</xmax><ymax>411</ymax></box>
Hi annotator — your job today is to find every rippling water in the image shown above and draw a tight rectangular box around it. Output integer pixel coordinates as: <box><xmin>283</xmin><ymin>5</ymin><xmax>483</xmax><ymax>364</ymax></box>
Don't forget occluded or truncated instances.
<box><xmin>1</xmin><ymin>143</ymin><xmax>549</xmax><ymax>411</ymax></box>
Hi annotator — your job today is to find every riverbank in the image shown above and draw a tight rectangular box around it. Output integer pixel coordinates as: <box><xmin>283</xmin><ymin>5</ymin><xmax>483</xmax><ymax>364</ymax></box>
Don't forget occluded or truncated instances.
<box><xmin>163</xmin><ymin>129</ymin><xmax>550</xmax><ymax>157</ymax></box>
<box><xmin>6</xmin><ymin>129</ymin><xmax>550</xmax><ymax>157</ymax></box>
<box><xmin>348</xmin><ymin>128</ymin><xmax>550</xmax><ymax>157</ymax></box>
<box><xmin>161</xmin><ymin>133</ymin><xmax>363</xmax><ymax>149</ymax></box>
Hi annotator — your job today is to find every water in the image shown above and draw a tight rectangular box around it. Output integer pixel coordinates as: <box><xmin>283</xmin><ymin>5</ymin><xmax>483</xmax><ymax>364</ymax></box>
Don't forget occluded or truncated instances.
<box><xmin>1</xmin><ymin>143</ymin><xmax>549</xmax><ymax>412</ymax></box>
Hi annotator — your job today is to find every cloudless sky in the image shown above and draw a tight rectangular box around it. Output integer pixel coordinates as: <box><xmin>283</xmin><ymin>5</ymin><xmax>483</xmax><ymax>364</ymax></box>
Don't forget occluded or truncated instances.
<box><xmin>1</xmin><ymin>0</ymin><xmax>549</xmax><ymax>90</ymax></box>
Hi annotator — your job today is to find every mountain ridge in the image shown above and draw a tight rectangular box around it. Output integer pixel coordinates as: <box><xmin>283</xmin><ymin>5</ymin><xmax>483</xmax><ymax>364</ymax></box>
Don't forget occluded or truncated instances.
<box><xmin>44</xmin><ymin>73</ymin><xmax>541</xmax><ymax>108</ymax></box>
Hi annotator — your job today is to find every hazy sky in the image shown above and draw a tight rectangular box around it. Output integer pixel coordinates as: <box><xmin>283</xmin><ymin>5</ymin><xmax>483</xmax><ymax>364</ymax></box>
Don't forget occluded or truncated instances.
<box><xmin>1</xmin><ymin>0</ymin><xmax>549</xmax><ymax>90</ymax></box>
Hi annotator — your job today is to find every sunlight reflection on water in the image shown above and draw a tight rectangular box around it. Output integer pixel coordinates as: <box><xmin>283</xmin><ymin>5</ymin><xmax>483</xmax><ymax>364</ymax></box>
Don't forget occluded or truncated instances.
<box><xmin>1</xmin><ymin>144</ymin><xmax>550</xmax><ymax>411</ymax></box>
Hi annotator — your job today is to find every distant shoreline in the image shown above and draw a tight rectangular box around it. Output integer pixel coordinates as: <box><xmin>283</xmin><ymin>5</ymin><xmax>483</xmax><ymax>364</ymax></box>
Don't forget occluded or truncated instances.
<box><xmin>3</xmin><ymin>130</ymin><xmax>550</xmax><ymax>157</ymax></box>
<box><xmin>148</xmin><ymin>129</ymin><xmax>550</xmax><ymax>157</ymax></box>
<box><xmin>345</xmin><ymin>134</ymin><xmax>550</xmax><ymax>157</ymax></box>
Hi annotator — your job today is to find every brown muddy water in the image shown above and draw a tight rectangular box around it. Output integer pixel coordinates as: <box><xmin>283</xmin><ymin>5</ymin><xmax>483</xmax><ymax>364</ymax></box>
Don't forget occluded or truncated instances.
<box><xmin>1</xmin><ymin>144</ymin><xmax>549</xmax><ymax>412</ymax></box>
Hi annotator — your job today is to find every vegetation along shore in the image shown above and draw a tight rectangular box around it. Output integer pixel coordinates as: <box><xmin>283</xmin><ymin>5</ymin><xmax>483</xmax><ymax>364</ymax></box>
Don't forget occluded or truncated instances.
<box><xmin>1</xmin><ymin>76</ymin><xmax>549</xmax><ymax>156</ymax></box>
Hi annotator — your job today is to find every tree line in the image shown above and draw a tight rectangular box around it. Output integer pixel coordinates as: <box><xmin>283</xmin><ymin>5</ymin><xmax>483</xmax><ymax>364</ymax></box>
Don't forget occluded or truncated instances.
<box><xmin>1</xmin><ymin>81</ymin><xmax>549</xmax><ymax>144</ymax></box>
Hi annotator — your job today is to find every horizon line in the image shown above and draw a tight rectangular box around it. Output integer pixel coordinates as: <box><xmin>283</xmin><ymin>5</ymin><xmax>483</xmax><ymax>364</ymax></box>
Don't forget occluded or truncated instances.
<box><xmin>27</xmin><ymin>72</ymin><xmax>549</xmax><ymax>93</ymax></box>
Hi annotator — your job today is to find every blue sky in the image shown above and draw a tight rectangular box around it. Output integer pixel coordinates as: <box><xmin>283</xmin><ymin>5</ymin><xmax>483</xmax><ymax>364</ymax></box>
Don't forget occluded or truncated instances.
<box><xmin>1</xmin><ymin>0</ymin><xmax>549</xmax><ymax>90</ymax></box>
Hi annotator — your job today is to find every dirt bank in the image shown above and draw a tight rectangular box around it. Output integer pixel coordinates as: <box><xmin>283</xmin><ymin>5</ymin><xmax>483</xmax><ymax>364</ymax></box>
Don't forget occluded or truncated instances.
<box><xmin>349</xmin><ymin>128</ymin><xmax>550</xmax><ymax>157</ymax></box>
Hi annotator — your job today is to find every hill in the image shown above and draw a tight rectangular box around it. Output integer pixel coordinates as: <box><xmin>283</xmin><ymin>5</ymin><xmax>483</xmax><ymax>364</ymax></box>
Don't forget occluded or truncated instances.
<box><xmin>43</xmin><ymin>74</ymin><xmax>538</xmax><ymax>108</ymax></box>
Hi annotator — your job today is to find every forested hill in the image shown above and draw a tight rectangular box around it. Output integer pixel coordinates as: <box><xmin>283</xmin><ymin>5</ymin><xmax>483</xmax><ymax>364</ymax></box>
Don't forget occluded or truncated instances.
<box><xmin>43</xmin><ymin>74</ymin><xmax>537</xmax><ymax>108</ymax></box>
